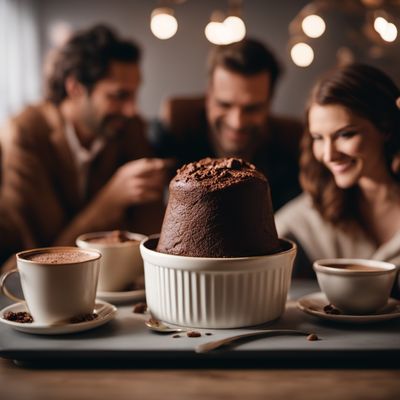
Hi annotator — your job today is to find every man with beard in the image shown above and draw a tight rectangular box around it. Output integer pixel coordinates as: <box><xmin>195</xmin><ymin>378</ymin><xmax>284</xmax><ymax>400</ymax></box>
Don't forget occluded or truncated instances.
<box><xmin>150</xmin><ymin>38</ymin><xmax>303</xmax><ymax>210</ymax></box>
<box><xmin>0</xmin><ymin>24</ymin><xmax>172</xmax><ymax>255</ymax></box>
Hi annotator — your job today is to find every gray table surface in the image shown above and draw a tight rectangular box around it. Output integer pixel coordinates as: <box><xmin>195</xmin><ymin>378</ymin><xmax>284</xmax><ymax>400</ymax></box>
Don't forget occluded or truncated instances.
<box><xmin>1</xmin><ymin>280</ymin><xmax>399</xmax><ymax>367</ymax></box>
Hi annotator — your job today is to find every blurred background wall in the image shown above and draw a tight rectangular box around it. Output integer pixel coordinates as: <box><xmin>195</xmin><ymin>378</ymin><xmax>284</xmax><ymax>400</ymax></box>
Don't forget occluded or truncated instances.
<box><xmin>1</xmin><ymin>0</ymin><xmax>399</xmax><ymax>122</ymax></box>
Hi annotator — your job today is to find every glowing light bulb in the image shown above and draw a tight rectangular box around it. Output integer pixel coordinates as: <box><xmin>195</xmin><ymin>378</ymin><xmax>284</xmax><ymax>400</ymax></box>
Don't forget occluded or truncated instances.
<box><xmin>224</xmin><ymin>16</ymin><xmax>246</xmax><ymax>43</ymax></box>
<box><xmin>380</xmin><ymin>22</ymin><xmax>397</xmax><ymax>42</ymax></box>
<box><xmin>291</xmin><ymin>42</ymin><xmax>314</xmax><ymax>67</ymax></box>
<box><xmin>374</xmin><ymin>16</ymin><xmax>388</xmax><ymax>34</ymax></box>
<box><xmin>205</xmin><ymin>21</ymin><xmax>230</xmax><ymax>45</ymax></box>
<box><xmin>150</xmin><ymin>8</ymin><xmax>178</xmax><ymax>40</ymax></box>
<box><xmin>302</xmin><ymin>14</ymin><xmax>326</xmax><ymax>38</ymax></box>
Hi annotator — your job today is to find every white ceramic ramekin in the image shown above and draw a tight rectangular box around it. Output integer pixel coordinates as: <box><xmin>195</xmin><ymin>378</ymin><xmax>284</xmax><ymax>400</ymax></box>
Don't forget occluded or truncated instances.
<box><xmin>140</xmin><ymin>237</ymin><xmax>296</xmax><ymax>328</ymax></box>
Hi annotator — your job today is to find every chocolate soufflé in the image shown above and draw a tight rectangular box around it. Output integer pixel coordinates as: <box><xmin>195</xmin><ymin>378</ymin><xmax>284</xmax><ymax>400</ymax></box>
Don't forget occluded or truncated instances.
<box><xmin>156</xmin><ymin>157</ymin><xmax>280</xmax><ymax>257</ymax></box>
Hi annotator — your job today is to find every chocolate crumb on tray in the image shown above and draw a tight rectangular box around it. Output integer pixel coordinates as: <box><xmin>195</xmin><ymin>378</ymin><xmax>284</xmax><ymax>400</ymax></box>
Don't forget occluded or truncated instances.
<box><xmin>187</xmin><ymin>330</ymin><xmax>202</xmax><ymax>338</ymax></box>
<box><xmin>132</xmin><ymin>302</ymin><xmax>147</xmax><ymax>314</ymax></box>
<box><xmin>307</xmin><ymin>333</ymin><xmax>319</xmax><ymax>341</ymax></box>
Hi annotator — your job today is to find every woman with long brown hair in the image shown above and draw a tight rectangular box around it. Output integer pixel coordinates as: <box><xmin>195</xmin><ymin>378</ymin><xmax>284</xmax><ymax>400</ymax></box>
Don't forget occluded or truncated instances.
<box><xmin>276</xmin><ymin>63</ymin><xmax>400</xmax><ymax>279</ymax></box>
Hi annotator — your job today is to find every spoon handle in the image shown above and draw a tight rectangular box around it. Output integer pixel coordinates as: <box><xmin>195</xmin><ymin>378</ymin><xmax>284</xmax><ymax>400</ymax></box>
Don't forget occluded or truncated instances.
<box><xmin>195</xmin><ymin>330</ymin><xmax>309</xmax><ymax>353</ymax></box>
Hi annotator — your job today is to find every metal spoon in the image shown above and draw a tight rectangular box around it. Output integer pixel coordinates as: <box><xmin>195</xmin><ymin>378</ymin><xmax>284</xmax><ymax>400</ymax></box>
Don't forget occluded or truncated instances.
<box><xmin>195</xmin><ymin>329</ymin><xmax>310</xmax><ymax>353</ymax></box>
<box><xmin>145</xmin><ymin>318</ymin><xmax>186</xmax><ymax>333</ymax></box>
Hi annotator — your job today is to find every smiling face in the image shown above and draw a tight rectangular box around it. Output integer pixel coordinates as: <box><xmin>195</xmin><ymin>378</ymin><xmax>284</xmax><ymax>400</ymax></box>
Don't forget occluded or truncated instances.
<box><xmin>79</xmin><ymin>61</ymin><xmax>141</xmax><ymax>138</ymax></box>
<box><xmin>206</xmin><ymin>67</ymin><xmax>271</xmax><ymax>158</ymax></box>
<box><xmin>308</xmin><ymin>104</ymin><xmax>389</xmax><ymax>189</ymax></box>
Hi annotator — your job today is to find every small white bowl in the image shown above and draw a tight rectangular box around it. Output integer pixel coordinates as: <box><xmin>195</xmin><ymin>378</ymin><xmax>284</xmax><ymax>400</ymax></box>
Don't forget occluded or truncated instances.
<box><xmin>77</xmin><ymin>231</ymin><xmax>147</xmax><ymax>292</ymax></box>
<box><xmin>140</xmin><ymin>237</ymin><xmax>296</xmax><ymax>328</ymax></box>
<box><xmin>313</xmin><ymin>258</ymin><xmax>398</xmax><ymax>314</ymax></box>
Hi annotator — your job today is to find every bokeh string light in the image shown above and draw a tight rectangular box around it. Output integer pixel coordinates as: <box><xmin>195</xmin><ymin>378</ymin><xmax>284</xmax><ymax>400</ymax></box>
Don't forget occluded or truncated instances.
<box><xmin>150</xmin><ymin>7</ymin><xmax>178</xmax><ymax>40</ymax></box>
<box><xmin>288</xmin><ymin>0</ymin><xmax>399</xmax><ymax>67</ymax></box>
<box><xmin>149</xmin><ymin>1</ymin><xmax>399</xmax><ymax>68</ymax></box>
<box><xmin>150</xmin><ymin>0</ymin><xmax>246</xmax><ymax>45</ymax></box>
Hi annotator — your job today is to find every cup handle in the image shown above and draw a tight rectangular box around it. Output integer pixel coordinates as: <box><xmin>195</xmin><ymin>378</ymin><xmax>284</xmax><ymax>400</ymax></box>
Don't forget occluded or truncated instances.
<box><xmin>0</xmin><ymin>269</ymin><xmax>25</xmax><ymax>302</ymax></box>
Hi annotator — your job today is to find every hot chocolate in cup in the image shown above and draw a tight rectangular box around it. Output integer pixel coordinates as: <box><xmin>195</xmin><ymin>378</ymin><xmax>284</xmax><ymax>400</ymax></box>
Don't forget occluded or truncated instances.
<box><xmin>313</xmin><ymin>258</ymin><xmax>398</xmax><ymax>315</ymax></box>
<box><xmin>76</xmin><ymin>231</ymin><xmax>147</xmax><ymax>292</ymax></box>
<box><xmin>0</xmin><ymin>247</ymin><xmax>101</xmax><ymax>325</ymax></box>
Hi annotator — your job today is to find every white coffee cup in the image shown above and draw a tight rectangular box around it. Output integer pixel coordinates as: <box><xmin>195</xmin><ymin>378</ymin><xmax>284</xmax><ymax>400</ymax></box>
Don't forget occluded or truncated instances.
<box><xmin>0</xmin><ymin>247</ymin><xmax>101</xmax><ymax>325</ymax></box>
<box><xmin>76</xmin><ymin>231</ymin><xmax>147</xmax><ymax>292</ymax></box>
<box><xmin>313</xmin><ymin>258</ymin><xmax>398</xmax><ymax>314</ymax></box>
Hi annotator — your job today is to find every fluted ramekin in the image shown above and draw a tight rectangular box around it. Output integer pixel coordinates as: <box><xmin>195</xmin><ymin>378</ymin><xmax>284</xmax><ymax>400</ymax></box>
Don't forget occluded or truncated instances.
<box><xmin>140</xmin><ymin>237</ymin><xmax>296</xmax><ymax>328</ymax></box>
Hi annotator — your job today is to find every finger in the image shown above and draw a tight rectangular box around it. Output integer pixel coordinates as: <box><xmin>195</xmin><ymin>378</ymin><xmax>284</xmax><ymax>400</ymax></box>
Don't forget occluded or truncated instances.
<box><xmin>136</xmin><ymin>169</ymin><xmax>172</xmax><ymax>182</ymax></box>
<box><xmin>128</xmin><ymin>174</ymin><xmax>167</xmax><ymax>189</ymax></box>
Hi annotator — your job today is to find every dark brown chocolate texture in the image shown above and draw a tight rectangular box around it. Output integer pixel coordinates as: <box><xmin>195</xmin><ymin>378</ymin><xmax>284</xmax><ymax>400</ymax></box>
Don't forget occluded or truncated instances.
<box><xmin>156</xmin><ymin>157</ymin><xmax>280</xmax><ymax>257</ymax></box>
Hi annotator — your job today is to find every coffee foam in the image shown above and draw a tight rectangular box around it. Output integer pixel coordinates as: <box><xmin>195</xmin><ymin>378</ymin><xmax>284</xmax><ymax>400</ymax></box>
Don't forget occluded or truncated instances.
<box><xmin>24</xmin><ymin>249</ymin><xmax>98</xmax><ymax>264</ymax></box>
<box><xmin>325</xmin><ymin>264</ymin><xmax>385</xmax><ymax>272</ymax></box>
<box><xmin>85</xmin><ymin>230</ymin><xmax>138</xmax><ymax>245</ymax></box>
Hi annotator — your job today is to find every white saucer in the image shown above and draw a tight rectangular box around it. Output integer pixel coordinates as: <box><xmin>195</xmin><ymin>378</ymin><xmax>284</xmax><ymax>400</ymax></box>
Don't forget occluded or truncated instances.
<box><xmin>0</xmin><ymin>300</ymin><xmax>117</xmax><ymax>335</ymax></box>
<box><xmin>96</xmin><ymin>289</ymin><xmax>145</xmax><ymax>304</ymax></box>
<box><xmin>297</xmin><ymin>292</ymin><xmax>400</xmax><ymax>324</ymax></box>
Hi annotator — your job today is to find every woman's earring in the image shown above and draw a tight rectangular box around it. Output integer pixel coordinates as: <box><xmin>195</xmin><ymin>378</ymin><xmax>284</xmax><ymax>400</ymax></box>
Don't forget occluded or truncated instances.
<box><xmin>392</xmin><ymin>153</ymin><xmax>400</xmax><ymax>174</ymax></box>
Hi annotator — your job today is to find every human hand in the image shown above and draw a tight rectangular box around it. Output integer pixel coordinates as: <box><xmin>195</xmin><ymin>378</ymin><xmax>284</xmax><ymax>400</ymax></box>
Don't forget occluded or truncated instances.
<box><xmin>98</xmin><ymin>157</ymin><xmax>175</xmax><ymax>211</ymax></box>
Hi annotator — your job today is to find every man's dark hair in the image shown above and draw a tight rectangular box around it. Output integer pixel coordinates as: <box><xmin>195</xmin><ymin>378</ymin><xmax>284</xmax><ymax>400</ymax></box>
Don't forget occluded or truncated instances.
<box><xmin>46</xmin><ymin>24</ymin><xmax>141</xmax><ymax>105</ymax></box>
<box><xmin>207</xmin><ymin>38</ymin><xmax>282</xmax><ymax>95</ymax></box>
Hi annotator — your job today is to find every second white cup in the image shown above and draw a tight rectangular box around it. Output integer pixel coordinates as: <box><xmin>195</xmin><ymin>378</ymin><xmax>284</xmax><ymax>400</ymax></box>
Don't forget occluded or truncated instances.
<box><xmin>76</xmin><ymin>231</ymin><xmax>147</xmax><ymax>292</ymax></box>
<box><xmin>313</xmin><ymin>258</ymin><xmax>398</xmax><ymax>314</ymax></box>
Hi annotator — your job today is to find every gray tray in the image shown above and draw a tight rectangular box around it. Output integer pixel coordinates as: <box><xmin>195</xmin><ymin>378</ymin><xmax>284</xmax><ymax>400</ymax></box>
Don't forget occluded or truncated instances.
<box><xmin>1</xmin><ymin>280</ymin><xmax>399</xmax><ymax>367</ymax></box>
